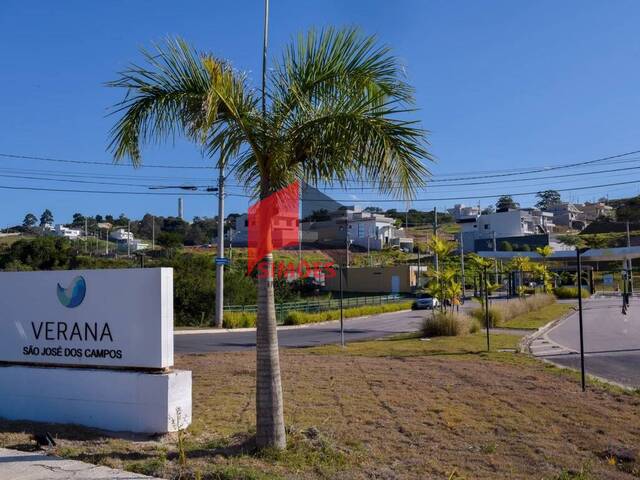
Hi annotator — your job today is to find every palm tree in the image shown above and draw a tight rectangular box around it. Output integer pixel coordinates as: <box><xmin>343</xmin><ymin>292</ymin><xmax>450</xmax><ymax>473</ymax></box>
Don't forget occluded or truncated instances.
<box><xmin>108</xmin><ymin>29</ymin><xmax>431</xmax><ymax>449</ymax></box>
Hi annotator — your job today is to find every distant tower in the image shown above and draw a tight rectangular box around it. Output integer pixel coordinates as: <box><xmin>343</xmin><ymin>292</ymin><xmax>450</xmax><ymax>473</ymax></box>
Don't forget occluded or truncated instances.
<box><xmin>178</xmin><ymin>197</ymin><xmax>184</xmax><ymax>220</ymax></box>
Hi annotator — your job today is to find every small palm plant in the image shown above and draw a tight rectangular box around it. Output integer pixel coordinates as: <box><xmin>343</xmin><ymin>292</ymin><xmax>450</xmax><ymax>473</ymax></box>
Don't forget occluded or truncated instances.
<box><xmin>509</xmin><ymin>256</ymin><xmax>531</xmax><ymax>297</ymax></box>
<box><xmin>108</xmin><ymin>29</ymin><xmax>432</xmax><ymax>449</ymax></box>
<box><xmin>535</xmin><ymin>245</ymin><xmax>554</xmax><ymax>293</ymax></box>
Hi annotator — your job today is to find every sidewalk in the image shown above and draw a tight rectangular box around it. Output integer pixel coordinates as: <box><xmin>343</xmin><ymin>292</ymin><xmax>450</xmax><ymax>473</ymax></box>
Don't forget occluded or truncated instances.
<box><xmin>0</xmin><ymin>447</ymin><xmax>160</xmax><ymax>480</ymax></box>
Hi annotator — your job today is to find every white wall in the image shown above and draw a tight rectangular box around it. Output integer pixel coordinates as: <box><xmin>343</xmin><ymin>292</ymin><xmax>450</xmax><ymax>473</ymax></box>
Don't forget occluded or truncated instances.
<box><xmin>0</xmin><ymin>365</ymin><xmax>191</xmax><ymax>433</ymax></box>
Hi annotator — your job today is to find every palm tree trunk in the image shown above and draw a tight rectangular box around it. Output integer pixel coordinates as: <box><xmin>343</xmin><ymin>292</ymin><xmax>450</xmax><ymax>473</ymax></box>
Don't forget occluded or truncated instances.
<box><xmin>255</xmin><ymin>254</ymin><xmax>286</xmax><ymax>446</ymax></box>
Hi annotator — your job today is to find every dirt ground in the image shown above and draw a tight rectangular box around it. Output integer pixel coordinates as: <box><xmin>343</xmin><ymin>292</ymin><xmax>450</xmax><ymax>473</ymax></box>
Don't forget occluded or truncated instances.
<box><xmin>1</xmin><ymin>338</ymin><xmax>639</xmax><ymax>479</ymax></box>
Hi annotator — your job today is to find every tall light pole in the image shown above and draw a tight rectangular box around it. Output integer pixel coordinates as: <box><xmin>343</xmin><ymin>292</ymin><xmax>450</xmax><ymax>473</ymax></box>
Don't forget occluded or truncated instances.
<box><xmin>262</xmin><ymin>0</ymin><xmax>269</xmax><ymax>118</ymax></box>
<box><xmin>214</xmin><ymin>153</ymin><xmax>226</xmax><ymax>328</ymax></box>
<box><xmin>627</xmin><ymin>221</ymin><xmax>633</xmax><ymax>293</ymax></box>
<box><xmin>460</xmin><ymin>231</ymin><xmax>466</xmax><ymax>300</ymax></box>
<box><xmin>433</xmin><ymin>206</ymin><xmax>439</xmax><ymax>274</ymax></box>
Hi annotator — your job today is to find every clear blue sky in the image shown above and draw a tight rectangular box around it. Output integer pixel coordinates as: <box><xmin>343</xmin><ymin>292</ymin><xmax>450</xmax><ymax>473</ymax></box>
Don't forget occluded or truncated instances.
<box><xmin>1</xmin><ymin>0</ymin><xmax>639</xmax><ymax>226</ymax></box>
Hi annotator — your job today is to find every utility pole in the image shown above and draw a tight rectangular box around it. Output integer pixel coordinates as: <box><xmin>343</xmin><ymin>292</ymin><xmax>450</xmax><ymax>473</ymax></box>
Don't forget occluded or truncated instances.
<box><xmin>214</xmin><ymin>155</ymin><xmax>226</xmax><ymax>329</ymax></box>
<box><xmin>433</xmin><ymin>206</ymin><xmax>439</xmax><ymax>273</ymax></box>
<box><xmin>460</xmin><ymin>231</ymin><xmax>466</xmax><ymax>300</ymax></box>
<box><xmin>105</xmin><ymin>228</ymin><xmax>109</xmax><ymax>256</ymax></box>
<box><xmin>152</xmin><ymin>216</ymin><xmax>155</xmax><ymax>250</ymax></box>
<box><xmin>492</xmin><ymin>230</ymin><xmax>498</xmax><ymax>284</ymax></box>
<box><xmin>483</xmin><ymin>265</ymin><xmax>490</xmax><ymax>352</ymax></box>
<box><xmin>127</xmin><ymin>220</ymin><xmax>131</xmax><ymax>257</ymax></box>
<box><xmin>627</xmin><ymin>221</ymin><xmax>633</xmax><ymax>293</ymax></box>
<box><xmin>345</xmin><ymin>216</ymin><xmax>350</xmax><ymax>268</ymax></box>
<box><xmin>576</xmin><ymin>248</ymin><xmax>586</xmax><ymax>392</ymax></box>
<box><xmin>416</xmin><ymin>241</ymin><xmax>420</xmax><ymax>288</ymax></box>
<box><xmin>339</xmin><ymin>265</ymin><xmax>345</xmax><ymax>347</ymax></box>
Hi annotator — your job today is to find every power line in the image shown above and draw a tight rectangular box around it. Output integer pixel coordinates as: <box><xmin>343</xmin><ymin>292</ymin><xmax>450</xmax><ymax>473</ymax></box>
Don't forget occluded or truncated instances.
<box><xmin>306</xmin><ymin>178</ymin><xmax>640</xmax><ymax>203</ymax></box>
<box><xmin>3</xmin><ymin>148</ymin><xmax>639</xmax><ymax>181</ymax></box>
<box><xmin>0</xmin><ymin>152</ymin><xmax>215</xmax><ymax>170</ymax></box>
<box><xmin>0</xmin><ymin>173</ymin><xmax>218</xmax><ymax>190</ymax></box>
<box><xmin>305</xmin><ymin>163</ymin><xmax>640</xmax><ymax>191</ymax></box>
<box><xmin>0</xmin><ymin>176</ymin><xmax>633</xmax><ymax>201</ymax></box>
<box><xmin>0</xmin><ymin>184</ymin><xmax>220</xmax><ymax>196</ymax></box>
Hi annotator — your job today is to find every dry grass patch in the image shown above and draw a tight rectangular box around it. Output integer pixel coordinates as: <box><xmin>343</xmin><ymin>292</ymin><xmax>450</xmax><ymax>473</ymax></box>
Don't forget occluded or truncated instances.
<box><xmin>471</xmin><ymin>294</ymin><xmax>558</xmax><ymax>327</ymax></box>
<box><xmin>1</xmin><ymin>337</ymin><xmax>639</xmax><ymax>479</ymax></box>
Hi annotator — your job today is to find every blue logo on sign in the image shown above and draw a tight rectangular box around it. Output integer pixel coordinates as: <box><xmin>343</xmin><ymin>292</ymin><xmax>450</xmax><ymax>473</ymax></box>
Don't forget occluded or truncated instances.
<box><xmin>56</xmin><ymin>276</ymin><xmax>86</xmax><ymax>308</ymax></box>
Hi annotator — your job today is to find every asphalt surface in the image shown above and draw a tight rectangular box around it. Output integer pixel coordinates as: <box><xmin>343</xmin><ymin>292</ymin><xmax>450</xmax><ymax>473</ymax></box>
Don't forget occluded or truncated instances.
<box><xmin>541</xmin><ymin>296</ymin><xmax>640</xmax><ymax>388</ymax></box>
<box><xmin>175</xmin><ymin>309</ymin><xmax>425</xmax><ymax>353</ymax></box>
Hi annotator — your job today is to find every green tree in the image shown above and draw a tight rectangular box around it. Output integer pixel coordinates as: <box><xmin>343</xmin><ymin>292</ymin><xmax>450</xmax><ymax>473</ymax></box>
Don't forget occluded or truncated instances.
<box><xmin>157</xmin><ymin>232</ymin><xmax>184</xmax><ymax>250</ymax></box>
<box><xmin>71</xmin><ymin>213</ymin><xmax>85</xmax><ymax>228</ymax></box>
<box><xmin>39</xmin><ymin>209</ymin><xmax>54</xmax><ymax>227</ymax></box>
<box><xmin>108</xmin><ymin>30</ymin><xmax>431</xmax><ymax>449</ymax></box>
<box><xmin>23</xmin><ymin>213</ymin><xmax>37</xmax><ymax>228</ymax></box>
<box><xmin>535</xmin><ymin>190</ymin><xmax>561</xmax><ymax>210</ymax></box>
<box><xmin>495</xmin><ymin>195</ymin><xmax>519</xmax><ymax>210</ymax></box>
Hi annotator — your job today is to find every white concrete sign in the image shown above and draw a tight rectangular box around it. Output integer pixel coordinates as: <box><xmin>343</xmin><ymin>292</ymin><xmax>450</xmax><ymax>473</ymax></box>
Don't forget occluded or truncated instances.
<box><xmin>0</xmin><ymin>268</ymin><xmax>173</xmax><ymax>369</ymax></box>
<box><xmin>0</xmin><ymin>365</ymin><xmax>191</xmax><ymax>433</ymax></box>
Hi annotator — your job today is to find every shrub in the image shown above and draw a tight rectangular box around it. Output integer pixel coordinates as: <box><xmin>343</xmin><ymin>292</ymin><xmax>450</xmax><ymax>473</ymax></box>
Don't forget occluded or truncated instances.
<box><xmin>222</xmin><ymin>311</ymin><xmax>256</xmax><ymax>328</ymax></box>
<box><xmin>554</xmin><ymin>286</ymin><xmax>590</xmax><ymax>299</ymax></box>
<box><xmin>284</xmin><ymin>301</ymin><xmax>413</xmax><ymax>326</ymax></box>
<box><xmin>470</xmin><ymin>294</ymin><xmax>556</xmax><ymax>327</ymax></box>
<box><xmin>470</xmin><ymin>305</ymin><xmax>503</xmax><ymax>328</ymax></box>
<box><xmin>421</xmin><ymin>311</ymin><xmax>479</xmax><ymax>337</ymax></box>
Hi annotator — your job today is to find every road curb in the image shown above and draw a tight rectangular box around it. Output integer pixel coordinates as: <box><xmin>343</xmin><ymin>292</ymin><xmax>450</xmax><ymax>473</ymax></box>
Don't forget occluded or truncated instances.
<box><xmin>174</xmin><ymin>309</ymin><xmax>413</xmax><ymax>335</ymax></box>
<box><xmin>519</xmin><ymin>305</ymin><xmax>577</xmax><ymax>354</ymax></box>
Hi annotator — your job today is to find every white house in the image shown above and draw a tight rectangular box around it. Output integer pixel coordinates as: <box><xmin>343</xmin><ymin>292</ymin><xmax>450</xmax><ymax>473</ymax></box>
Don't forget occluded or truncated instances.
<box><xmin>53</xmin><ymin>225</ymin><xmax>82</xmax><ymax>240</ymax></box>
<box><xmin>117</xmin><ymin>238</ymin><xmax>149</xmax><ymax>252</ymax></box>
<box><xmin>458</xmin><ymin>208</ymin><xmax>553</xmax><ymax>252</ymax></box>
<box><xmin>448</xmin><ymin>203</ymin><xmax>480</xmax><ymax>221</ymax></box>
<box><xmin>110</xmin><ymin>228</ymin><xmax>134</xmax><ymax>242</ymax></box>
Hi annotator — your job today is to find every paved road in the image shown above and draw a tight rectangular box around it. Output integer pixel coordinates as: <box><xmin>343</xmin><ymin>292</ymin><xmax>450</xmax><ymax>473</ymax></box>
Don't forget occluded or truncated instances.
<box><xmin>539</xmin><ymin>296</ymin><xmax>640</xmax><ymax>388</ymax></box>
<box><xmin>175</xmin><ymin>309</ymin><xmax>425</xmax><ymax>353</ymax></box>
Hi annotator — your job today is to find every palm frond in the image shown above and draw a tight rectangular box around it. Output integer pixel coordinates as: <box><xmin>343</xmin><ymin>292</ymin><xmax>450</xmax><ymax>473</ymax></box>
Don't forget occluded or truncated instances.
<box><xmin>107</xmin><ymin>37</ymin><xmax>258</xmax><ymax>168</ymax></box>
<box><xmin>266</xmin><ymin>27</ymin><xmax>432</xmax><ymax>199</ymax></box>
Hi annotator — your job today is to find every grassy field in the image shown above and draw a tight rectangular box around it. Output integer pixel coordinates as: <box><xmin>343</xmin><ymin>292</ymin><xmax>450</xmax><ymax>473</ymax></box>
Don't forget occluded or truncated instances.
<box><xmin>501</xmin><ymin>302</ymin><xmax>575</xmax><ymax>330</ymax></box>
<box><xmin>1</xmin><ymin>332</ymin><xmax>639</xmax><ymax>479</ymax></box>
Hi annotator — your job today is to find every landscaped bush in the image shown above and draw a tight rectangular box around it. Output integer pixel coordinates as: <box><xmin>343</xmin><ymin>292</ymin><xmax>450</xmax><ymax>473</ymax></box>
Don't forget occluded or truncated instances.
<box><xmin>421</xmin><ymin>311</ymin><xmax>479</xmax><ymax>337</ymax></box>
<box><xmin>222</xmin><ymin>311</ymin><xmax>256</xmax><ymax>328</ymax></box>
<box><xmin>553</xmin><ymin>286</ymin><xmax>590</xmax><ymax>299</ymax></box>
<box><xmin>470</xmin><ymin>294</ymin><xmax>556</xmax><ymax>327</ymax></box>
<box><xmin>283</xmin><ymin>301</ymin><xmax>413</xmax><ymax>326</ymax></box>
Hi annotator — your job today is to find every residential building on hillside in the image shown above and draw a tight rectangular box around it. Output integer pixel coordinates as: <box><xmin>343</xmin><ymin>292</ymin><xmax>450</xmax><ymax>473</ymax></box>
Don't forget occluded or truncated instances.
<box><xmin>110</xmin><ymin>228</ymin><xmax>134</xmax><ymax>242</ymax></box>
<box><xmin>116</xmin><ymin>238</ymin><xmax>149</xmax><ymax>252</ymax></box>
<box><xmin>547</xmin><ymin>202</ymin><xmax>585</xmax><ymax>230</ymax></box>
<box><xmin>303</xmin><ymin>207</ymin><xmax>413</xmax><ymax>251</ymax></box>
<box><xmin>110</xmin><ymin>227</ymin><xmax>149</xmax><ymax>251</ymax></box>
<box><xmin>448</xmin><ymin>203</ymin><xmax>480</xmax><ymax>221</ymax></box>
<box><xmin>579</xmin><ymin>201</ymin><xmax>614</xmax><ymax>222</ymax></box>
<box><xmin>457</xmin><ymin>208</ymin><xmax>553</xmax><ymax>252</ymax></box>
<box><xmin>52</xmin><ymin>224</ymin><xmax>82</xmax><ymax>239</ymax></box>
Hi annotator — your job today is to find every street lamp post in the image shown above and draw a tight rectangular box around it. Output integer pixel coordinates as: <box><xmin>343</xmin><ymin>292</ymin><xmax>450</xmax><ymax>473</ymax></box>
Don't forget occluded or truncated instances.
<box><xmin>576</xmin><ymin>247</ymin><xmax>586</xmax><ymax>392</ymax></box>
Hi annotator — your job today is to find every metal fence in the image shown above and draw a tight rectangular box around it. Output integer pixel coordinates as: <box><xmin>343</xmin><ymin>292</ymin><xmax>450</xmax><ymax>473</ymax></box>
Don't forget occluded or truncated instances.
<box><xmin>226</xmin><ymin>294</ymin><xmax>410</xmax><ymax>323</ymax></box>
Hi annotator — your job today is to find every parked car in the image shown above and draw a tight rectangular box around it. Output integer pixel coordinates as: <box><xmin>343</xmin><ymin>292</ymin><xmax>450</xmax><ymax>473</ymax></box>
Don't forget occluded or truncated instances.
<box><xmin>411</xmin><ymin>297</ymin><xmax>439</xmax><ymax>310</ymax></box>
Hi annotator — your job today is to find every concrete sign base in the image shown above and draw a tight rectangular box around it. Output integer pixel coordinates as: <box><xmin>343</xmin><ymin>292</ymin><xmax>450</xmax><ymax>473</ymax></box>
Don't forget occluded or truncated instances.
<box><xmin>0</xmin><ymin>365</ymin><xmax>191</xmax><ymax>433</ymax></box>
